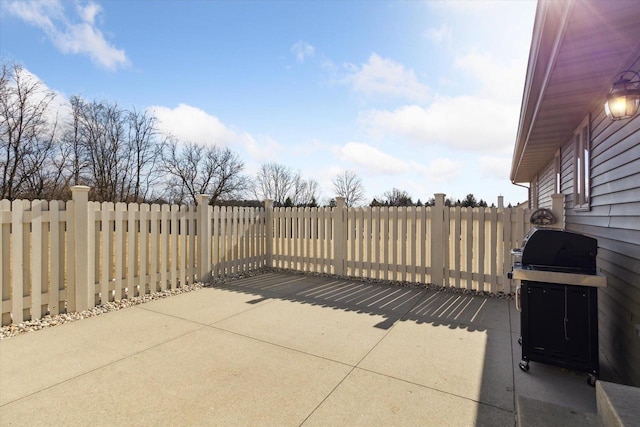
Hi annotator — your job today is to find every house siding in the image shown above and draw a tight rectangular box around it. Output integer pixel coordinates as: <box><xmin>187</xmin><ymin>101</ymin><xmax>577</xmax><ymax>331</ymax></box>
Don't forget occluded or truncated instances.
<box><xmin>536</xmin><ymin>160</ymin><xmax>556</xmax><ymax>209</ymax></box>
<box><xmin>561</xmin><ymin>106</ymin><xmax>640</xmax><ymax>386</ymax></box>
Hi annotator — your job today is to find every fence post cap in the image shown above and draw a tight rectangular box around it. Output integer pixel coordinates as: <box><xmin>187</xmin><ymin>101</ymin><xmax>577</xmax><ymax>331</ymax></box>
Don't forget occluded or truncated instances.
<box><xmin>196</xmin><ymin>194</ymin><xmax>210</xmax><ymax>204</ymax></box>
<box><xmin>70</xmin><ymin>185</ymin><xmax>90</xmax><ymax>192</ymax></box>
<box><xmin>264</xmin><ymin>199</ymin><xmax>274</xmax><ymax>209</ymax></box>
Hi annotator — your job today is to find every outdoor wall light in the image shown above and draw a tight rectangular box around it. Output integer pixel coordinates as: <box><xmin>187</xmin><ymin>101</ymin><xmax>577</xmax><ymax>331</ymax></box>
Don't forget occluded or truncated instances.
<box><xmin>604</xmin><ymin>70</ymin><xmax>640</xmax><ymax>121</ymax></box>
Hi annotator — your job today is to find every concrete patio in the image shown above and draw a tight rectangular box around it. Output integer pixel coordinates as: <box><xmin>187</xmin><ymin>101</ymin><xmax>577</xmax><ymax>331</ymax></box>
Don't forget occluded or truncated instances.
<box><xmin>0</xmin><ymin>272</ymin><xmax>601</xmax><ymax>426</ymax></box>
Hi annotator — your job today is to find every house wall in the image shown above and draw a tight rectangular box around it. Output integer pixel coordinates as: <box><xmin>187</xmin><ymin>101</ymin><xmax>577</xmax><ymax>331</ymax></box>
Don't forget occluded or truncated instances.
<box><xmin>535</xmin><ymin>160</ymin><xmax>556</xmax><ymax>209</ymax></box>
<box><xmin>582</xmin><ymin>106</ymin><xmax>640</xmax><ymax>387</ymax></box>
<box><xmin>537</xmin><ymin>101</ymin><xmax>640</xmax><ymax>386</ymax></box>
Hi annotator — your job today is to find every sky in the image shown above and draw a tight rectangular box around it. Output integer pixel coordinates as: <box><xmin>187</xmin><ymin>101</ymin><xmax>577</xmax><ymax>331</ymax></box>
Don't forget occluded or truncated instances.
<box><xmin>0</xmin><ymin>0</ymin><xmax>537</xmax><ymax>206</ymax></box>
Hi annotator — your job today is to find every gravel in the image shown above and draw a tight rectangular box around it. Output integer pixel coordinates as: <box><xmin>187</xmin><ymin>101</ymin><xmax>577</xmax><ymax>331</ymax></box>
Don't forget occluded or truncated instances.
<box><xmin>1</xmin><ymin>268</ymin><xmax>513</xmax><ymax>340</ymax></box>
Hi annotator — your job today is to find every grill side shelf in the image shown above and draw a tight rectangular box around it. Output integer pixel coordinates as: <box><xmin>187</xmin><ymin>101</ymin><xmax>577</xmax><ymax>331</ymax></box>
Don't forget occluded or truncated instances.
<box><xmin>512</xmin><ymin>268</ymin><xmax>607</xmax><ymax>287</ymax></box>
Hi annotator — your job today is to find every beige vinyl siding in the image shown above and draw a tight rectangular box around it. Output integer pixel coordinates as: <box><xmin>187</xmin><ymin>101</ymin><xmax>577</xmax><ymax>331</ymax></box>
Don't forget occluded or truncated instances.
<box><xmin>564</xmin><ymin>103</ymin><xmax>640</xmax><ymax>387</ymax></box>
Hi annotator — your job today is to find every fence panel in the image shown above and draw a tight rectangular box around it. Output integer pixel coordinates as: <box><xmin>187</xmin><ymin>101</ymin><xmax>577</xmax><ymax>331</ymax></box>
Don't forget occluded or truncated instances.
<box><xmin>1</xmin><ymin>190</ymin><xmax>532</xmax><ymax>326</ymax></box>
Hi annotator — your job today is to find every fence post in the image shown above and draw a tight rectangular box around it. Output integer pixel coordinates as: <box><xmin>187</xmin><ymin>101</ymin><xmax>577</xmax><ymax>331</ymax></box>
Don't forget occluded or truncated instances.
<box><xmin>551</xmin><ymin>193</ymin><xmax>565</xmax><ymax>229</ymax></box>
<box><xmin>197</xmin><ymin>194</ymin><xmax>211</xmax><ymax>282</ymax></box>
<box><xmin>264</xmin><ymin>199</ymin><xmax>273</xmax><ymax>268</ymax></box>
<box><xmin>333</xmin><ymin>197</ymin><xmax>346</xmax><ymax>276</ymax></box>
<box><xmin>71</xmin><ymin>186</ymin><xmax>90</xmax><ymax>312</ymax></box>
<box><xmin>431</xmin><ymin>193</ymin><xmax>445</xmax><ymax>286</ymax></box>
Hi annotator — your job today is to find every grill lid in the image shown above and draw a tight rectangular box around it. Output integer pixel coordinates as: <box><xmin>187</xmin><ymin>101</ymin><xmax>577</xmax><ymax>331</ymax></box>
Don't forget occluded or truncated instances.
<box><xmin>519</xmin><ymin>228</ymin><xmax>597</xmax><ymax>274</ymax></box>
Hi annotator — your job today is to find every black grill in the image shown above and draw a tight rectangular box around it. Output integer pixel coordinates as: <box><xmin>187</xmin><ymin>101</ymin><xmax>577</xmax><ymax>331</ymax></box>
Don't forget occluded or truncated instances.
<box><xmin>511</xmin><ymin>227</ymin><xmax>604</xmax><ymax>386</ymax></box>
<box><xmin>517</xmin><ymin>227</ymin><xmax>598</xmax><ymax>274</ymax></box>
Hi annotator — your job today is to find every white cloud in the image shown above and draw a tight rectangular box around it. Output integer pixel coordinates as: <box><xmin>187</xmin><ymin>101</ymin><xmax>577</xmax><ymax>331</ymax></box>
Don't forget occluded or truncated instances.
<box><xmin>344</xmin><ymin>53</ymin><xmax>429</xmax><ymax>102</ymax></box>
<box><xmin>151</xmin><ymin>104</ymin><xmax>235</xmax><ymax>145</ymax></box>
<box><xmin>426</xmin><ymin>158</ymin><xmax>462</xmax><ymax>183</ymax></box>
<box><xmin>454</xmin><ymin>51</ymin><xmax>525</xmax><ymax>101</ymax></box>
<box><xmin>337</xmin><ymin>142</ymin><xmax>408</xmax><ymax>174</ymax></box>
<box><xmin>291</xmin><ymin>40</ymin><xmax>315</xmax><ymax>63</ymax></box>
<box><xmin>242</xmin><ymin>134</ymin><xmax>283</xmax><ymax>162</ymax></box>
<box><xmin>424</xmin><ymin>23</ymin><xmax>452</xmax><ymax>45</ymax></box>
<box><xmin>6</xmin><ymin>0</ymin><xmax>129</xmax><ymax>71</ymax></box>
<box><xmin>478</xmin><ymin>155</ymin><xmax>511</xmax><ymax>180</ymax></box>
<box><xmin>149</xmin><ymin>103</ymin><xmax>282</xmax><ymax>163</ymax></box>
<box><xmin>77</xmin><ymin>2</ymin><xmax>101</xmax><ymax>25</ymax></box>
<box><xmin>360</xmin><ymin>95</ymin><xmax>516</xmax><ymax>153</ymax></box>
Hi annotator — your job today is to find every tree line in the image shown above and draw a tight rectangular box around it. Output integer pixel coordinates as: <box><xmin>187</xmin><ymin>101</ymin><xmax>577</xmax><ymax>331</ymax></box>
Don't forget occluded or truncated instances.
<box><xmin>1</xmin><ymin>61</ymin><xmax>508</xmax><ymax>208</ymax></box>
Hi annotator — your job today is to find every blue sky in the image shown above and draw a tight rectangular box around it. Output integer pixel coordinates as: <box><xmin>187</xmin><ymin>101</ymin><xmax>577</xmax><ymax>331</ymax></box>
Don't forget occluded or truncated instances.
<box><xmin>0</xmin><ymin>0</ymin><xmax>537</xmax><ymax>206</ymax></box>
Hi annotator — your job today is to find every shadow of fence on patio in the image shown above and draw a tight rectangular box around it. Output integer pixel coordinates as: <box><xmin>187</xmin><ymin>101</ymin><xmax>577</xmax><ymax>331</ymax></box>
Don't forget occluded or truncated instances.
<box><xmin>212</xmin><ymin>271</ymin><xmax>510</xmax><ymax>333</ymax></box>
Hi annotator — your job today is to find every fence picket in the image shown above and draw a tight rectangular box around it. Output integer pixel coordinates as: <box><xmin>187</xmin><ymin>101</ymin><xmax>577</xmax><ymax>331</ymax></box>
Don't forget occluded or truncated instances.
<box><xmin>318</xmin><ymin>208</ymin><xmax>323</xmax><ymax>272</ymax></box>
<box><xmin>150</xmin><ymin>205</ymin><xmax>159</xmax><ymax>292</ymax></box>
<box><xmin>170</xmin><ymin>205</ymin><xmax>178</xmax><ymax>289</ymax></box>
<box><xmin>503</xmin><ymin>208</ymin><xmax>513</xmax><ymax>293</ymax></box>
<box><xmin>243</xmin><ymin>208</ymin><xmax>249</xmax><ymax>272</ymax></box>
<box><xmin>226</xmin><ymin>206</ymin><xmax>233</xmax><ymax>274</ymax></box>
<box><xmin>50</xmin><ymin>201</ymin><xmax>61</xmax><ymax>315</ymax></box>
<box><xmin>126</xmin><ymin>202</ymin><xmax>138</xmax><ymax>298</ymax></box>
<box><xmin>31</xmin><ymin>200</ymin><xmax>43</xmax><ymax>319</ymax></box>
<box><xmin>418</xmin><ymin>207</ymin><xmax>426</xmax><ymax>283</ymax></box>
<box><xmin>140</xmin><ymin>204</ymin><xmax>150</xmax><ymax>295</ymax></box>
<box><xmin>11</xmin><ymin>200</ymin><xmax>25</xmax><ymax>323</ymax></box>
<box><xmin>452</xmin><ymin>207</ymin><xmax>461</xmax><ymax>288</ymax></box>
<box><xmin>490</xmin><ymin>207</ymin><xmax>498</xmax><ymax>293</ymax></box>
<box><xmin>114</xmin><ymin>203</ymin><xmax>125</xmax><ymax>299</ymax></box>
<box><xmin>478</xmin><ymin>207</ymin><xmax>486</xmax><ymax>291</ymax></box>
<box><xmin>371</xmin><ymin>207</ymin><xmax>379</xmax><ymax>280</ymax></box>
<box><xmin>180</xmin><ymin>205</ymin><xmax>187</xmax><ymax>285</ymax></box>
<box><xmin>381</xmin><ymin>208</ymin><xmax>389</xmax><ymax>281</ymax></box>
<box><xmin>219</xmin><ymin>206</ymin><xmax>226</xmax><ymax>274</ymax></box>
<box><xmin>189</xmin><ymin>205</ymin><xmax>197</xmax><ymax>280</ymax></box>
<box><xmin>160</xmin><ymin>204</ymin><xmax>169</xmax><ymax>291</ymax></box>
<box><xmin>408</xmin><ymin>206</ymin><xmax>416</xmax><ymax>283</ymax></box>
<box><xmin>303</xmin><ymin>207</ymin><xmax>313</xmax><ymax>271</ymax></box>
<box><xmin>465</xmin><ymin>207</ymin><xmax>473</xmax><ymax>290</ymax></box>
<box><xmin>101</xmin><ymin>202</ymin><xmax>113</xmax><ymax>303</ymax></box>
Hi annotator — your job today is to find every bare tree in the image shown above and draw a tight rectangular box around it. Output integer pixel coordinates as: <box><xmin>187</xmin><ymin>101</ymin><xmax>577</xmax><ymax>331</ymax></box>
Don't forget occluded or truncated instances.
<box><xmin>75</xmin><ymin>99</ymin><xmax>131</xmax><ymax>202</ymax></box>
<box><xmin>64</xmin><ymin>98</ymin><xmax>165</xmax><ymax>203</ymax></box>
<box><xmin>0</xmin><ymin>62</ymin><xmax>58</xmax><ymax>200</ymax></box>
<box><xmin>162</xmin><ymin>139</ymin><xmax>248</xmax><ymax>205</ymax></box>
<box><xmin>127</xmin><ymin>108</ymin><xmax>164</xmax><ymax>202</ymax></box>
<box><xmin>61</xmin><ymin>95</ymin><xmax>88</xmax><ymax>187</ymax></box>
<box><xmin>332</xmin><ymin>170</ymin><xmax>365</xmax><ymax>207</ymax></box>
<box><xmin>19</xmin><ymin>116</ymin><xmax>67</xmax><ymax>200</ymax></box>
<box><xmin>253</xmin><ymin>162</ymin><xmax>295</xmax><ymax>205</ymax></box>
<box><xmin>382</xmin><ymin>188</ymin><xmax>413</xmax><ymax>206</ymax></box>
<box><xmin>291</xmin><ymin>175</ymin><xmax>320</xmax><ymax>207</ymax></box>
<box><xmin>253</xmin><ymin>162</ymin><xmax>320</xmax><ymax>206</ymax></box>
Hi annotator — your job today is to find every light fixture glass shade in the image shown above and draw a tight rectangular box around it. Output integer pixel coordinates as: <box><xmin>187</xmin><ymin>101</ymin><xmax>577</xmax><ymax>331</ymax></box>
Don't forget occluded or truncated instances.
<box><xmin>604</xmin><ymin>71</ymin><xmax>640</xmax><ymax>121</ymax></box>
<box><xmin>605</xmin><ymin>93</ymin><xmax>640</xmax><ymax>120</ymax></box>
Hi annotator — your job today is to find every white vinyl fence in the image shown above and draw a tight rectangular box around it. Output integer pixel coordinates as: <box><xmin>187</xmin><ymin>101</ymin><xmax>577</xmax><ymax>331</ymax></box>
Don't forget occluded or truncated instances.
<box><xmin>2</xmin><ymin>188</ymin><xmax>534</xmax><ymax>326</ymax></box>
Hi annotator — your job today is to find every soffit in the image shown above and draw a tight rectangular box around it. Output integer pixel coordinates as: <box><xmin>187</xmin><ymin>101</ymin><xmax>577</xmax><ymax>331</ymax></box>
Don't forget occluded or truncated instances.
<box><xmin>511</xmin><ymin>0</ymin><xmax>640</xmax><ymax>183</ymax></box>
